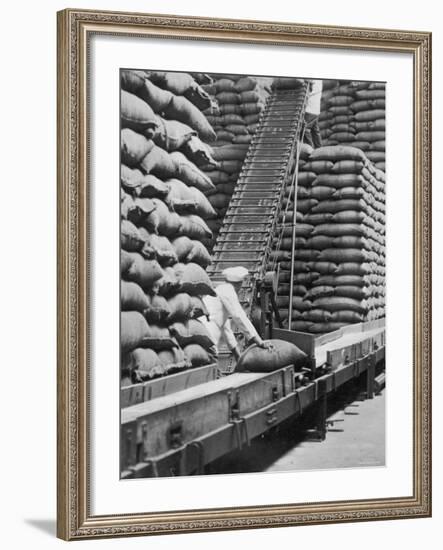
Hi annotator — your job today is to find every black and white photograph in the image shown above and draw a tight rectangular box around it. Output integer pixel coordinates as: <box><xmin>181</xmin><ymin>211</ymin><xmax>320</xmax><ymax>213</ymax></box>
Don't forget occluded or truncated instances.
<box><xmin>120</xmin><ymin>69</ymin><xmax>386</xmax><ymax>479</ymax></box>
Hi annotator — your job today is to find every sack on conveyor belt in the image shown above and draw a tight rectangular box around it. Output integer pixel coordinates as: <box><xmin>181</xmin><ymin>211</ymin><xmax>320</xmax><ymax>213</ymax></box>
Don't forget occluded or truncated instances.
<box><xmin>173</xmin><ymin>262</ymin><xmax>216</xmax><ymax>296</ymax></box>
<box><xmin>120</xmin><ymin>90</ymin><xmax>159</xmax><ymax>136</ymax></box>
<box><xmin>236</xmin><ymin>339</ymin><xmax>307</xmax><ymax>372</ymax></box>
<box><xmin>169</xmin><ymin>319</ymin><xmax>215</xmax><ymax>350</ymax></box>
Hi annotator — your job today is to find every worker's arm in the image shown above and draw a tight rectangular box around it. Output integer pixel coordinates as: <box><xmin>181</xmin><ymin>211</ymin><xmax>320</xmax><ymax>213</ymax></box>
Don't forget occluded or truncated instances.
<box><xmin>222</xmin><ymin>318</ymin><xmax>241</xmax><ymax>359</ymax></box>
<box><xmin>217</xmin><ymin>285</ymin><xmax>267</xmax><ymax>348</ymax></box>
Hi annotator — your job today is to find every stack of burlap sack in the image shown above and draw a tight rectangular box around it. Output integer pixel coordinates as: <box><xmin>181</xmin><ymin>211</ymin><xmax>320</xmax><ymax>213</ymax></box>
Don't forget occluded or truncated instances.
<box><xmin>274</xmin><ymin>144</ymin><xmax>385</xmax><ymax>334</ymax></box>
<box><xmin>120</xmin><ymin>70</ymin><xmax>220</xmax><ymax>385</ymax></box>
<box><xmin>199</xmin><ymin>75</ymin><xmax>273</xmax><ymax>248</ymax></box>
<box><xmin>319</xmin><ymin>80</ymin><xmax>386</xmax><ymax>172</ymax></box>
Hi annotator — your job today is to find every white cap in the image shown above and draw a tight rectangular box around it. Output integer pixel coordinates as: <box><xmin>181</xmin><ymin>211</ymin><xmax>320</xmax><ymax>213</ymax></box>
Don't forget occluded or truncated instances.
<box><xmin>222</xmin><ymin>266</ymin><xmax>249</xmax><ymax>283</ymax></box>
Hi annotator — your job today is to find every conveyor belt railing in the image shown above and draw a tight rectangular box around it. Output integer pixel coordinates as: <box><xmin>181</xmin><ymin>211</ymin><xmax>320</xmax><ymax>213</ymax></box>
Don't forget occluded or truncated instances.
<box><xmin>270</xmin><ymin>122</ymin><xmax>307</xmax><ymax>327</ymax></box>
<box><xmin>207</xmin><ymin>83</ymin><xmax>308</xmax><ymax>322</ymax></box>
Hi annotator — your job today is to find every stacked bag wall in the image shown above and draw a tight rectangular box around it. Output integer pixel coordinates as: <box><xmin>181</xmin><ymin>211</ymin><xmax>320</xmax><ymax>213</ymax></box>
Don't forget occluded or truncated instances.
<box><xmin>274</xmin><ymin>144</ymin><xmax>385</xmax><ymax>334</ymax></box>
<box><xmin>120</xmin><ymin>70</ymin><xmax>220</xmax><ymax>385</ymax></box>
<box><xmin>319</xmin><ymin>80</ymin><xmax>385</xmax><ymax>172</ymax></box>
<box><xmin>199</xmin><ymin>74</ymin><xmax>273</xmax><ymax>248</ymax></box>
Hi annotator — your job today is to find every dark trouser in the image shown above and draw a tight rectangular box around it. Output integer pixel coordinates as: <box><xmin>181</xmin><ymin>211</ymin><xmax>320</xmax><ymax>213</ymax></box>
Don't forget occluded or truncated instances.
<box><xmin>310</xmin><ymin>119</ymin><xmax>322</xmax><ymax>148</ymax></box>
<box><xmin>305</xmin><ymin>113</ymin><xmax>322</xmax><ymax>149</ymax></box>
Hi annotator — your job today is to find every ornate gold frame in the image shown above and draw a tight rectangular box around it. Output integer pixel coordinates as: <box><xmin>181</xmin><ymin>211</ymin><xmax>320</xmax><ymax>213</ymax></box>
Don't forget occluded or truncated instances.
<box><xmin>57</xmin><ymin>8</ymin><xmax>432</xmax><ymax>540</ymax></box>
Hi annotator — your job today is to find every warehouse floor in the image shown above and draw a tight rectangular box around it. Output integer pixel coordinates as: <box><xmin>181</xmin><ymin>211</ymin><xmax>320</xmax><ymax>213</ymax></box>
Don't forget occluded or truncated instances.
<box><xmin>266</xmin><ymin>390</ymin><xmax>385</xmax><ymax>472</ymax></box>
<box><xmin>207</xmin><ymin>387</ymin><xmax>385</xmax><ymax>474</ymax></box>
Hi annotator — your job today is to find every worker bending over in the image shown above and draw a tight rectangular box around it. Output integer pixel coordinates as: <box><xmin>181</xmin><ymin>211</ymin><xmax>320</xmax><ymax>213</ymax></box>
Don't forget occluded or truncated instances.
<box><xmin>199</xmin><ymin>266</ymin><xmax>272</xmax><ymax>360</ymax></box>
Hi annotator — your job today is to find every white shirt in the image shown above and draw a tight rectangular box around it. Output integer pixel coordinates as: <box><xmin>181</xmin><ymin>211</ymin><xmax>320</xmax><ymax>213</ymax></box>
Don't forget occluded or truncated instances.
<box><xmin>305</xmin><ymin>79</ymin><xmax>323</xmax><ymax>116</ymax></box>
<box><xmin>199</xmin><ymin>283</ymin><xmax>259</xmax><ymax>351</ymax></box>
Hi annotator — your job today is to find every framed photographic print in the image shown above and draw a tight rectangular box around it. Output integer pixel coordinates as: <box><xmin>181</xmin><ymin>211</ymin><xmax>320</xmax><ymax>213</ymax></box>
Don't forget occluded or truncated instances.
<box><xmin>57</xmin><ymin>8</ymin><xmax>431</xmax><ymax>540</ymax></box>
